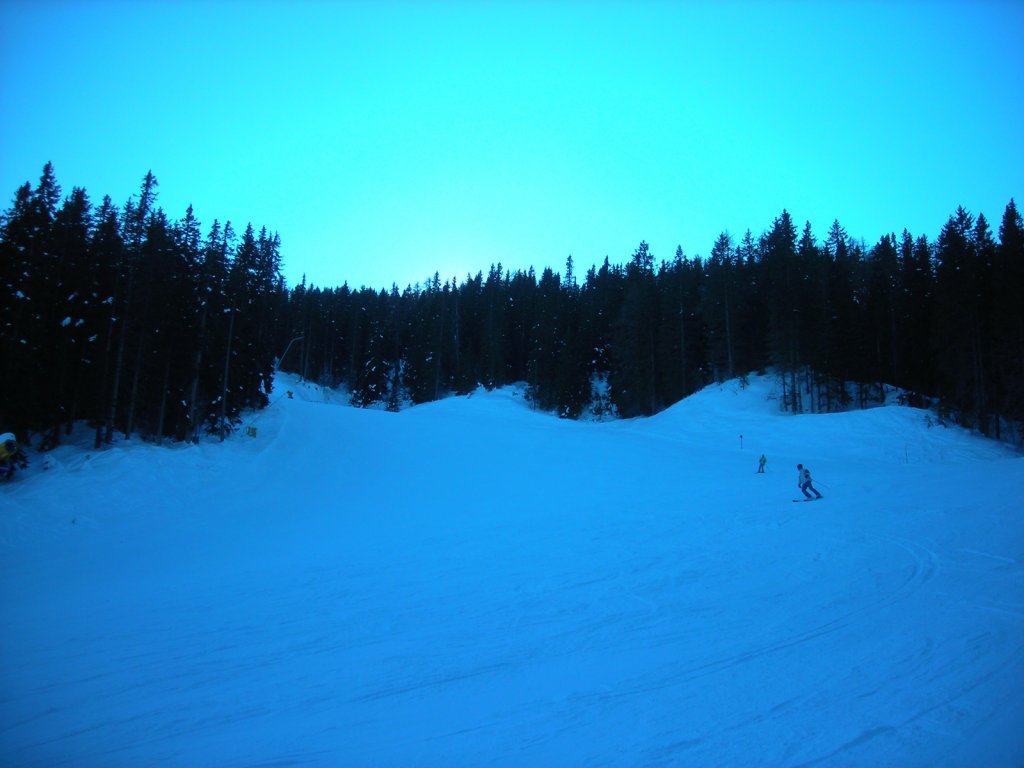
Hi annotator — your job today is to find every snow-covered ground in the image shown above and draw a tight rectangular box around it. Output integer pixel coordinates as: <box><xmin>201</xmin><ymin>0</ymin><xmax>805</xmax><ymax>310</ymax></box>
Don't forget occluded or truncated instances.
<box><xmin>2</xmin><ymin>373</ymin><xmax>1022</xmax><ymax>767</ymax></box>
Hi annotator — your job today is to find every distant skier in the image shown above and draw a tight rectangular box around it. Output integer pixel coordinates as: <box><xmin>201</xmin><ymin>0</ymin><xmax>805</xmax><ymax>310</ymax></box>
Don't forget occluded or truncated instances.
<box><xmin>796</xmin><ymin>463</ymin><xmax>823</xmax><ymax>500</ymax></box>
<box><xmin>757</xmin><ymin>454</ymin><xmax>767</xmax><ymax>473</ymax></box>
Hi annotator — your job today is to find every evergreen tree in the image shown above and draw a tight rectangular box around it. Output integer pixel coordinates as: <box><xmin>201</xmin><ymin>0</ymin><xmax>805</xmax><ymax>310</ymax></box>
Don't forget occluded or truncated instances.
<box><xmin>898</xmin><ymin>232</ymin><xmax>935</xmax><ymax>399</ymax></box>
<box><xmin>0</xmin><ymin>165</ymin><xmax>62</xmax><ymax>436</ymax></box>
<box><xmin>50</xmin><ymin>187</ymin><xmax>95</xmax><ymax>440</ymax></box>
<box><xmin>526</xmin><ymin>266</ymin><xmax>563</xmax><ymax>410</ymax></box>
<box><xmin>552</xmin><ymin>262</ymin><xmax>591</xmax><ymax>418</ymax></box>
<box><xmin>0</xmin><ymin>184</ymin><xmax>36</xmax><ymax>396</ymax></box>
<box><xmin>610</xmin><ymin>241</ymin><xmax>660</xmax><ymax>416</ymax></box>
<box><xmin>762</xmin><ymin>211</ymin><xmax>803</xmax><ymax>411</ymax></box>
<box><xmin>934</xmin><ymin>206</ymin><xmax>987</xmax><ymax>429</ymax></box>
<box><xmin>481</xmin><ymin>263</ymin><xmax>506</xmax><ymax>389</ymax></box>
<box><xmin>703</xmin><ymin>233</ymin><xmax>736</xmax><ymax>382</ymax></box>
<box><xmin>504</xmin><ymin>268</ymin><xmax>536</xmax><ymax>382</ymax></box>
<box><xmin>185</xmin><ymin>218</ymin><xmax>224</xmax><ymax>441</ymax></box>
<box><xmin>992</xmin><ymin>200</ymin><xmax>1024</xmax><ymax>432</ymax></box>
<box><xmin>454</xmin><ymin>271</ymin><xmax>481</xmax><ymax>393</ymax></box>
<box><xmin>90</xmin><ymin>195</ymin><xmax>125</xmax><ymax>447</ymax></box>
<box><xmin>580</xmin><ymin>257</ymin><xmax>622</xmax><ymax>377</ymax></box>
<box><xmin>863</xmin><ymin>233</ymin><xmax>901</xmax><ymax>389</ymax></box>
<box><xmin>350</xmin><ymin>289</ymin><xmax>392</xmax><ymax>407</ymax></box>
<box><xmin>107</xmin><ymin>171</ymin><xmax>158</xmax><ymax>441</ymax></box>
<box><xmin>658</xmin><ymin>247</ymin><xmax>706</xmax><ymax>404</ymax></box>
<box><xmin>795</xmin><ymin>221</ymin><xmax>835</xmax><ymax>411</ymax></box>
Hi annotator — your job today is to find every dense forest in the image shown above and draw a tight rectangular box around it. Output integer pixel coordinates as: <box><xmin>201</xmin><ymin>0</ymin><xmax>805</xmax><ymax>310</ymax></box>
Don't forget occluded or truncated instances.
<box><xmin>2</xmin><ymin>163</ymin><xmax>1022</xmax><ymax>451</ymax></box>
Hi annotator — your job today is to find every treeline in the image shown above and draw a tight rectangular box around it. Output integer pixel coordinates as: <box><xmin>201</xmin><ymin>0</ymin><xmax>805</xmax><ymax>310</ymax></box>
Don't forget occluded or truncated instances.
<box><xmin>284</xmin><ymin>205</ymin><xmax>1023</xmax><ymax>439</ymax></box>
<box><xmin>0</xmin><ymin>164</ymin><xmax>285</xmax><ymax>448</ymax></box>
<box><xmin>2</xmin><ymin>163</ymin><xmax>1022</xmax><ymax>450</ymax></box>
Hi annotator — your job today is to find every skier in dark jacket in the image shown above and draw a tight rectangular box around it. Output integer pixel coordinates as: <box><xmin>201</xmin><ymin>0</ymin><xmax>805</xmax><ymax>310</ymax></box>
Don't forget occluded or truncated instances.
<box><xmin>797</xmin><ymin>463</ymin><xmax>822</xmax><ymax>499</ymax></box>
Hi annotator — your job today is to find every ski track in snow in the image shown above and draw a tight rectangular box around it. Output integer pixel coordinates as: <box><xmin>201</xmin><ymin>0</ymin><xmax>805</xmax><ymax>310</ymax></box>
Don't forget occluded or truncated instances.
<box><xmin>1</xmin><ymin>373</ymin><xmax>1022</xmax><ymax>767</ymax></box>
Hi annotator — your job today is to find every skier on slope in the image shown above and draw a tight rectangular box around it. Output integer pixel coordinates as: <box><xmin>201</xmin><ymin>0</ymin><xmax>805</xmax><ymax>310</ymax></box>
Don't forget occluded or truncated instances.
<box><xmin>796</xmin><ymin>463</ymin><xmax>823</xmax><ymax>500</ymax></box>
<box><xmin>757</xmin><ymin>454</ymin><xmax>767</xmax><ymax>473</ymax></box>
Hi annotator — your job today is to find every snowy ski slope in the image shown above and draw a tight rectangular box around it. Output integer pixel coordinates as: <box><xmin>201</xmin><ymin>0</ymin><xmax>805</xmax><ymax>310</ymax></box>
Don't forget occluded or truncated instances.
<box><xmin>1</xmin><ymin>373</ymin><xmax>1022</xmax><ymax>766</ymax></box>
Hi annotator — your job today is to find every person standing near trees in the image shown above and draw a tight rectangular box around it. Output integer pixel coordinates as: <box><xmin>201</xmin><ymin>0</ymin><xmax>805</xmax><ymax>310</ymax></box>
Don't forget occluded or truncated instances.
<box><xmin>0</xmin><ymin>432</ymin><xmax>25</xmax><ymax>480</ymax></box>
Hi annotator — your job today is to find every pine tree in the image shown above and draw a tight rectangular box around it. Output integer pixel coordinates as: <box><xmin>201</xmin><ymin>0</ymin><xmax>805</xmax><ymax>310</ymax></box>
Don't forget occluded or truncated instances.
<box><xmin>703</xmin><ymin>233</ymin><xmax>736</xmax><ymax>381</ymax></box>
<box><xmin>864</xmin><ymin>233</ymin><xmax>901</xmax><ymax>389</ymax></box>
<box><xmin>526</xmin><ymin>267</ymin><xmax>563</xmax><ymax>410</ymax></box>
<box><xmin>91</xmin><ymin>195</ymin><xmax>125</xmax><ymax>447</ymax></box>
<box><xmin>0</xmin><ymin>165</ymin><xmax>63</xmax><ymax>436</ymax></box>
<box><xmin>50</xmin><ymin>186</ymin><xmax>95</xmax><ymax>441</ymax></box>
<box><xmin>453</xmin><ymin>271</ymin><xmax>483</xmax><ymax>394</ymax></box>
<box><xmin>0</xmin><ymin>184</ymin><xmax>36</xmax><ymax>388</ymax></box>
<box><xmin>658</xmin><ymin>247</ymin><xmax>705</xmax><ymax>405</ymax></box>
<box><xmin>350</xmin><ymin>289</ymin><xmax>391</xmax><ymax>407</ymax></box>
<box><xmin>107</xmin><ymin>171</ymin><xmax>158</xmax><ymax>441</ymax></box>
<box><xmin>762</xmin><ymin>211</ymin><xmax>803</xmax><ymax>411</ymax></box>
<box><xmin>610</xmin><ymin>242</ymin><xmax>660</xmax><ymax>416</ymax></box>
<box><xmin>992</xmin><ymin>200</ymin><xmax>1024</xmax><ymax>433</ymax></box>
<box><xmin>898</xmin><ymin>232</ymin><xmax>935</xmax><ymax>399</ymax></box>
<box><xmin>795</xmin><ymin>221</ymin><xmax>833</xmax><ymax>411</ymax></box>
<box><xmin>185</xmin><ymin>218</ymin><xmax>224</xmax><ymax>441</ymax></box>
<box><xmin>481</xmin><ymin>263</ymin><xmax>506</xmax><ymax>389</ymax></box>
<box><xmin>553</xmin><ymin>265</ymin><xmax>591</xmax><ymax>419</ymax></box>
<box><xmin>934</xmin><ymin>206</ymin><xmax>987</xmax><ymax>429</ymax></box>
<box><xmin>505</xmin><ymin>268</ymin><xmax>537</xmax><ymax>381</ymax></box>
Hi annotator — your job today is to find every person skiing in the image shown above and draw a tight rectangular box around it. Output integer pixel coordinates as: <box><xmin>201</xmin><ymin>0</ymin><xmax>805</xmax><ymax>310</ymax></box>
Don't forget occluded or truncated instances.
<box><xmin>757</xmin><ymin>454</ymin><xmax>767</xmax><ymax>473</ymax></box>
<box><xmin>796</xmin><ymin>463</ymin><xmax>822</xmax><ymax>499</ymax></box>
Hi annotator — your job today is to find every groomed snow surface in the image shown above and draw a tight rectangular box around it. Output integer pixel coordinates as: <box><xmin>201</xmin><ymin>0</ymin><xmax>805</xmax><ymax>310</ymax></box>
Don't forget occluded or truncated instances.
<box><xmin>2</xmin><ymin>373</ymin><xmax>1022</xmax><ymax>767</ymax></box>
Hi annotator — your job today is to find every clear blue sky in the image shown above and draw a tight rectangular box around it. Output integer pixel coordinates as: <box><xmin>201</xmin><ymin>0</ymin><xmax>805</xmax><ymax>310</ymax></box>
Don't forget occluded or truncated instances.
<box><xmin>2</xmin><ymin>1</ymin><xmax>1022</xmax><ymax>291</ymax></box>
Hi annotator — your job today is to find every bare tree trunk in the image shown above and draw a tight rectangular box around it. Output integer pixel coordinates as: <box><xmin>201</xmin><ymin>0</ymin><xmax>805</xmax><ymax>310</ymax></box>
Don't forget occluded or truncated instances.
<box><xmin>724</xmin><ymin>288</ymin><xmax>734</xmax><ymax>380</ymax></box>
<box><xmin>103</xmin><ymin>273</ymin><xmax>133</xmax><ymax>445</ymax></box>
<box><xmin>68</xmin><ymin>340</ymin><xmax>90</xmax><ymax>435</ymax></box>
<box><xmin>220</xmin><ymin>309</ymin><xmax>235</xmax><ymax>441</ymax></box>
<box><xmin>890</xmin><ymin>300</ymin><xmax>900</xmax><ymax>387</ymax></box>
<box><xmin>453</xmin><ymin>289</ymin><xmax>460</xmax><ymax>386</ymax></box>
<box><xmin>973</xmin><ymin>323</ymin><xmax>987</xmax><ymax>435</ymax></box>
<box><xmin>433</xmin><ymin>301</ymin><xmax>445</xmax><ymax>400</ymax></box>
<box><xmin>649</xmin><ymin>327</ymin><xmax>657</xmax><ymax>414</ymax></box>
<box><xmin>125</xmin><ymin>327</ymin><xmax>146</xmax><ymax>439</ymax></box>
<box><xmin>679</xmin><ymin>301</ymin><xmax>687</xmax><ymax>396</ymax></box>
<box><xmin>155</xmin><ymin>350</ymin><xmax>172</xmax><ymax>443</ymax></box>
<box><xmin>789</xmin><ymin>362</ymin><xmax>799</xmax><ymax>414</ymax></box>
<box><xmin>188</xmin><ymin>301</ymin><xmax>208</xmax><ymax>443</ymax></box>
<box><xmin>301</xmin><ymin>327</ymin><xmax>309</xmax><ymax>381</ymax></box>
